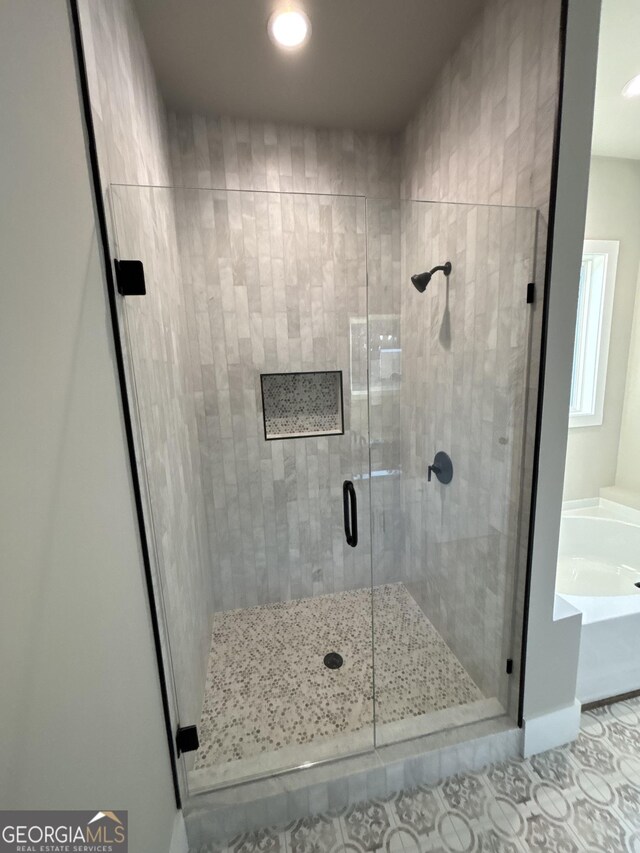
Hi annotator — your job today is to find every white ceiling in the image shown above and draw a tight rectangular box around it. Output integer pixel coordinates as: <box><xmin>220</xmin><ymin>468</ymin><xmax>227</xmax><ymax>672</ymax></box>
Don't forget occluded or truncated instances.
<box><xmin>132</xmin><ymin>0</ymin><xmax>484</xmax><ymax>133</ymax></box>
<box><xmin>592</xmin><ymin>0</ymin><xmax>640</xmax><ymax>159</ymax></box>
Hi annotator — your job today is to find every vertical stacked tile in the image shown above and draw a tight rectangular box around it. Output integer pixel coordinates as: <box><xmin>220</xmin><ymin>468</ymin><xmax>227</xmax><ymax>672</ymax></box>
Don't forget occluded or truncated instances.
<box><xmin>399</xmin><ymin>201</ymin><xmax>537</xmax><ymax>704</ymax></box>
<box><xmin>169</xmin><ymin>115</ymin><xmax>402</xmax><ymax>609</ymax></box>
<box><xmin>176</xmin><ymin>187</ymin><xmax>371</xmax><ymax>606</ymax></box>
<box><xmin>398</xmin><ymin>0</ymin><xmax>562</xmax><ymax>708</ymax></box>
<box><xmin>77</xmin><ymin>0</ymin><xmax>214</xmax><ymax>733</ymax></box>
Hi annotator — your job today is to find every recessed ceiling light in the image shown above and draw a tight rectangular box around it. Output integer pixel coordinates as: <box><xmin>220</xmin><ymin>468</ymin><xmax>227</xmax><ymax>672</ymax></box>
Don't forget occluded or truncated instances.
<box><xmin>622</xmin><ymin>74</ymin><xmax>640</xmax><ymax>99</ymax></box>
<box><xmin>268</xmin><ymin>8</ymin><xmax>311</xmax><ymax>50</ymax></box>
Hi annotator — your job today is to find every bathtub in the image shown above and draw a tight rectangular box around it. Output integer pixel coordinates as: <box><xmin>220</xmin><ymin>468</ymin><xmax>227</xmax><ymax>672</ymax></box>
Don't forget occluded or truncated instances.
<box><xmin>557</xmin><ymin>500</ymin><xmax>640</xmax><ymax>703</ymax></box>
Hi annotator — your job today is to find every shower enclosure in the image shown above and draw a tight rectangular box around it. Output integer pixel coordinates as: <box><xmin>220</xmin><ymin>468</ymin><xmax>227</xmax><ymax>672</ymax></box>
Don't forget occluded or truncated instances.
<box><xmin>110</xmin><ymin>183</ymin><xmax>537</xmax><ymax>796</ymax></box>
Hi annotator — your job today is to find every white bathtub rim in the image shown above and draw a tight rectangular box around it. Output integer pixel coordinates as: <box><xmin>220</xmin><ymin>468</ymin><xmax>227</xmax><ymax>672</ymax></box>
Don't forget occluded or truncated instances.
<box><xmin>561</xmin><ymin>514</ymin><xmax>640</xmax><ymax>535</ymax></box>
<box><xmin>558</xmin><ymin>591</ymin><xmax>640</xmax><ymax>624</ymax></box>
<box><xmin>558</xmin><ymin>498</ymin><xmax>640</xmax><ymax>622</ymax></box>
<box><xmin>562</xmin><ymin>497</ymin><xmax>640</xmax><ymax>525</ymax></box>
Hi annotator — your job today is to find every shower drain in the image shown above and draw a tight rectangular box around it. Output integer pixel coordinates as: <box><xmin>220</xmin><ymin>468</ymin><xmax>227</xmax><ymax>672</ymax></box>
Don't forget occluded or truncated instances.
<box><xmin>324</xmin><ymin>652</ymin><xmax>343</xmax><ymax>669</ymax></box>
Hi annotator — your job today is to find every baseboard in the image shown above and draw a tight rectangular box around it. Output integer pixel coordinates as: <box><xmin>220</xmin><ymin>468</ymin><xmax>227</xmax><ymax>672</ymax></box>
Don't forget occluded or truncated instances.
<box><xmin>582</xmin><ymin>688</ymin><xmax>640</xmax><ymax>711</ymax></box>
<box><xmin>522</xmin><ymin>699</ymin><xmax>581</xmax><ymax>757</ymax></box>
<box><xmin>170</xmin><ymin>811</ymin><xmax>188</xmax><ymax>853</ymax></box>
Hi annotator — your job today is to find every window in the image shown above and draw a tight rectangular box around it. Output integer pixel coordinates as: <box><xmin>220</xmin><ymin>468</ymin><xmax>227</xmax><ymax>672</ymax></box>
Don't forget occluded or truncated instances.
<box><xmin>569</xmin><ymin>240</ymin><xmax>619</xmax><ymax>428</ymax></box>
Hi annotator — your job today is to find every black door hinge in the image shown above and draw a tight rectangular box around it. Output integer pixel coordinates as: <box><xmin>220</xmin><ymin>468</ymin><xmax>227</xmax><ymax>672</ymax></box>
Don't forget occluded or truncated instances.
<box><xmin>114</xmin><ymin>259</ymin><xmax>146</xmax><ymax>296</ymax></box>
<box><xmin>176</xmin><ymin>724</ymin><xmax>199</xmax><ymax>756</ymax></box>
<box><xmin>526</xmin><ymin>282</ymin><xmax>535</xmax><ymax>304</ymax></box>
<box><xmin>506</xmin><ymin>658</ymin><xmax>514</xmax><ymax>675</ymax></box>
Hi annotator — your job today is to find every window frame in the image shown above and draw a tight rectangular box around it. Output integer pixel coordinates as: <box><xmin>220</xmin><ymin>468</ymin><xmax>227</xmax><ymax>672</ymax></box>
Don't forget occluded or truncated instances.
<box><xmin>568</xmin><ymin>239</ymin><xmax>619</xmax><ymax>428</ymax></box>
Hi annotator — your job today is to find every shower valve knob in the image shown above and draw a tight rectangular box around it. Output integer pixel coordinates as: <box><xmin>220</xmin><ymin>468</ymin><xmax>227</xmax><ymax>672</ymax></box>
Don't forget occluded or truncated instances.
<box><xmin>428</xmin><ymin>451</ymin><xmax>453</xmax><ymax>485</ymax></box>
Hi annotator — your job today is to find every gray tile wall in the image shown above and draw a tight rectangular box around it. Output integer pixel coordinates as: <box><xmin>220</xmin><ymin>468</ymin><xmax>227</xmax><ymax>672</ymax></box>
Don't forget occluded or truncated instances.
<box><xmin>78</xmin><ymin>1</ymin><xmax>214</xmax><ymax>732</ymax></box>
<box><xmin>398</xmin><ymin>0</ymin><xmax>561</xmax><ymax>707</ymax></box>
<box><xmin>168</xmin><ymin>113</ymin><xmax>401</xmax><ymax>199</ymax></box>
<box><xmin>398</xmin><ymin>201</ymin><xmax>537</xmax><ymax>703</ymax></box>
<box><xmin>172</xmin><ymin>186</ymin><xmax>373</xmax><ymax>609</ymax></box>
<box><xmin>401</xmin><ymin>0</ymin><xmax>561</xmax><ymax>214</ymax></box>
<box><xmin>169</xmin><ymin>117</ymin><xmax>402</xmax><ymax>609</ymax></box>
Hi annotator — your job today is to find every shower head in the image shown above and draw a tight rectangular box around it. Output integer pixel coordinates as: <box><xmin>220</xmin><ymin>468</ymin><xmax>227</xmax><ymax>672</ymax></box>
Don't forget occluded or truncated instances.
<box><xmin>411</xmin><ymin>271</ymin><xmax>432</xmax><ymax>292</ymax></box>
<box><xmin>411</xmin><ymin>261</ymin><xmax>452</xmax><ymax>293</ymax></box>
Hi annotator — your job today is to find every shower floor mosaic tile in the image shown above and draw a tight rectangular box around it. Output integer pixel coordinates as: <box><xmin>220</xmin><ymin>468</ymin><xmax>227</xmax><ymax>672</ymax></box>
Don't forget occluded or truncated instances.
<box><xmin>193</xmin><ymin>696</ymin><xmax>640</xmax><ymax>852</ymax></box>
<box><xmin>194</xmin><ymin>584</ymin><xmax>482</xmax><ymax>770</ymax></box>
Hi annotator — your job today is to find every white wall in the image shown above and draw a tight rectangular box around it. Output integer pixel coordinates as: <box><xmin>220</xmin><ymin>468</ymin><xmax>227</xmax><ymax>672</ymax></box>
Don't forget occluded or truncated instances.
<box><xmin>563</xmin><ymin>156</ymin><xmax>640</xmax><ymax>501</ymax></box>
<box><xmin>616</xmin><ymin>265</ymin><xmax>640</xmax><ymax>500</ymax></box>
<box><xmin>0</xmin><ymin>2</ymin><xmax>178</xmax><ymax>850</ymax></box>
<box><xmin>523</xmin><ymin>0</ymin><xmax>601</xmax><ymax>740</ymax></box>
<box><xmin>610</xmin><ymin>160</ymin><xmax>640</xmax><ymax>501</ymax></box>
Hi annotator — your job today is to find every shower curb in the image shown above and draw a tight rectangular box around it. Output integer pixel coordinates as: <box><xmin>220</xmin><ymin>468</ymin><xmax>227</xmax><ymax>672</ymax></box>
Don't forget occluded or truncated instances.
<box><xmin>184</xmin><ymin>716</ymin><xmax>522</xmax><ymax>848</ymax></box>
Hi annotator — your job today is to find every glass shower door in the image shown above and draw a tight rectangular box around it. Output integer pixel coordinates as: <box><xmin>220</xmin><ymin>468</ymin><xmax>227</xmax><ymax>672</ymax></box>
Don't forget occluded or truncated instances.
<box><xmin>110</xmin><ymin>184</ymin><xmax>375</xmax><ymax>793</ymax></box>
<box><xmin>367</xmin><ymin>198</ymin><xmax>538</xmax><ymax>746</ymax></box>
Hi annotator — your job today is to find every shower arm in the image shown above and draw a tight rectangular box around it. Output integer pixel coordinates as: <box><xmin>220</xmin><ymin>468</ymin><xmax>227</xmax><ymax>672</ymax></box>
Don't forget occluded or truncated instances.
<box><xmin>429</xmin><ymin>261</ymin><xmax>452</xmax><ymax>277</ymax></box>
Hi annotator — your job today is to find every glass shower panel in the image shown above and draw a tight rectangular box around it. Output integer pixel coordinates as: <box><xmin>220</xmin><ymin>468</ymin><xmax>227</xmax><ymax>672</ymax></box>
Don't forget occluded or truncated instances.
<box><xmin>110</xmin><ymin>184</ymin><xmax>374</xmax><ymax>793</ymax></box>
<box><xmin>367</xmin><ymin>199</ymin><xmax>537</xmax><ymax>746</ymax></box>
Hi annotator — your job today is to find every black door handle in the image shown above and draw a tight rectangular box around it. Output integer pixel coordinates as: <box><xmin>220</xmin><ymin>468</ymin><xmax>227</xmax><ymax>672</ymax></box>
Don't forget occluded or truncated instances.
<box><xmin>343</xmin><ymin>480</ymin><xmax>358</xmax><ymax>548</ymax></box>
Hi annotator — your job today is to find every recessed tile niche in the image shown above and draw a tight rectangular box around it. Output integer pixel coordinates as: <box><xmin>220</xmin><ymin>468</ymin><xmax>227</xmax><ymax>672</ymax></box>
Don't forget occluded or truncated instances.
<box><xmin>260</xmin><ymin>371</ymin><xmax>344</xmax><ymax>440</ymax></box>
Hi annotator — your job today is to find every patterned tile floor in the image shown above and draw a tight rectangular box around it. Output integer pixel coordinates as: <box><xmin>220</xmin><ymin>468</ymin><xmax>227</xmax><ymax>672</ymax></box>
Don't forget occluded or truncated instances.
<box><xmin>195</xmin><ymin>584</ymin><xmax>482</xmax><ymax>769</ymax></box>
<box><xmin>194</xmin><ymin>696</ymin><xmax>640</xmax><ymax>852</ymax></box>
